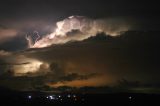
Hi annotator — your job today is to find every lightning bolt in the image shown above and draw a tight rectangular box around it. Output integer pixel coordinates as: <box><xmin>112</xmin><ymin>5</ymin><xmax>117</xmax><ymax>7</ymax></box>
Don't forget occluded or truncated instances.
<box><xmin>33</xmin><ymin>31</ymin><xmax>40</xmax><ymax>43</ymax></box>
<box><xmin>26</xmin><ymin>31</ymin><xmax>41</xmax><ymax>48</ymax></box>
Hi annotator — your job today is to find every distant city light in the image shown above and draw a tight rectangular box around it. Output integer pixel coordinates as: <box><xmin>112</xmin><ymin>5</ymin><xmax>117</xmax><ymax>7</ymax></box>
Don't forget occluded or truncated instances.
<box><xmin>25</xmin><ymin>94</ymin><xmax>84</xmax><ymax>103</ymax></box>
<box><xmin>67</xmin><ymin>94</ymin><xmax>71</xmax><ymax>98</ymax></box>
<box><xmin>28</xmin><ymin>95</ymin><xmax>32</xmax><ymax>99</ymax></box>
<box><xmin>49</xmin><ymin>95</ymin><xmax>55</xmax><ymax>100</ymax></box>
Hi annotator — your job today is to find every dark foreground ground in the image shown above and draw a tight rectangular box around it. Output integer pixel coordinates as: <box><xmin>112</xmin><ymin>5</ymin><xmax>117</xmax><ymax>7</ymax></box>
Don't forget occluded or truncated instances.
<box><xmin>0</xmin><ymin>91</ymin><xmax>160</xmax><ymax>106</ymax></box>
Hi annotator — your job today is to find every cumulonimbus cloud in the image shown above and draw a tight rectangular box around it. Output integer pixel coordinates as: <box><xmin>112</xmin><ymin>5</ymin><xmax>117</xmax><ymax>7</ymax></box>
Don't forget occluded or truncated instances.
<box><xmin>28</xmin><ymin>16</ymin><xmax>130</xmax><ymax>48</ymax></box>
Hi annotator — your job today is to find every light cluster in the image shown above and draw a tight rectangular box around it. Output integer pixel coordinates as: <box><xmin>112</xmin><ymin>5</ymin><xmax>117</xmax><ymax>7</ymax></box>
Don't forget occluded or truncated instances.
<box><xmin>27</xmin><ymin>94</ymin><xmax>84</xmax><ymax>102</ymax></box>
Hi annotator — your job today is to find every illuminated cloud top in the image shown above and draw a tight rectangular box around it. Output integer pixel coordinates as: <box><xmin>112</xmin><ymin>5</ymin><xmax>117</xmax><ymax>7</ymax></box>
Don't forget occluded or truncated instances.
<box><xmin>28</xmin><ymin>16</ymin><xmax>130</xmax><ymax>48</ymax></box>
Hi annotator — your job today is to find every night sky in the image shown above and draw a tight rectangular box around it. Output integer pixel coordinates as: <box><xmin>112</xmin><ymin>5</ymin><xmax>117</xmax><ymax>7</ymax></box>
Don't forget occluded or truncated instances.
<box><xmin>0</xmin><ymin>0</ymin><xmax>160</xmax><ymax>92</ymax></box>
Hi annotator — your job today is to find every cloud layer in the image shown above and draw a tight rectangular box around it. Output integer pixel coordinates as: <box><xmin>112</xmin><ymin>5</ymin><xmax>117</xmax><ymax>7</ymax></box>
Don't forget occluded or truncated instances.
<box><xmin>29</xmin><ymin>16</ymin><xmax>130</xmax><ymax>48</ymax></box>
<box><xmin>0</xmin><ymin>27</ymin><xmax>18</xmax><ymax>43</ymax></box>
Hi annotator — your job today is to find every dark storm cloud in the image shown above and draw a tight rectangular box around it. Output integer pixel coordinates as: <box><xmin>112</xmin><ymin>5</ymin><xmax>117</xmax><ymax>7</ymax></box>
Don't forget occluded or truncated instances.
<box><xmin>59</xmin><ymin>73</ymin><xmax>98</xmax><ymax>82</ymax></box>
<box><xmin>0</xmin><ymin>35</ymin><xmax>27</xmax><ymax>51</ymax></box>
<box><xmin>0</xmin><ymin>66</ymin><xmax>98</xmax><ymax>90</ymax></box>
<box><xmin>0</xmin><ymin>31</ymin><xmax>160</xmax><ymax>90</ymax></box>
<box><xmin>27</xmin><ymin>31</ymin><xmax>160</xmax><ymax>80</ymax></box>
<box><xmin>0</xmin><ymin>62</ymin><xmax>30</xmax><ymax>66</ymax></box>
